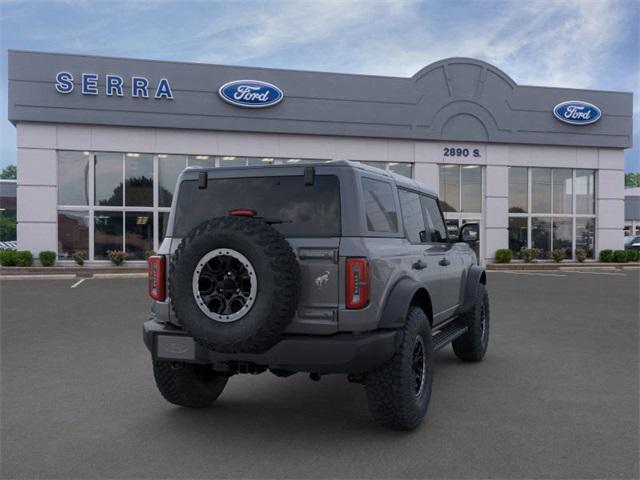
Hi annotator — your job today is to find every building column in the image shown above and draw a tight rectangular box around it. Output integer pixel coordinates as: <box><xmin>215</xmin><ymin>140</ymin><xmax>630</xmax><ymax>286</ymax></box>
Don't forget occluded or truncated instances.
<box><xmin>16</xmin><ymin>123</ymin><xmax>58</xmax><ymax>258</ymax></box>
<box><xmin>596</xmin><ymin>149</ymin><xmax>625</xmax><ymax>253</ymax></box>
<box><xmin>483</xmin><ymin>165</ymin><xmax>509</xmax><ymax>263</ymax></box>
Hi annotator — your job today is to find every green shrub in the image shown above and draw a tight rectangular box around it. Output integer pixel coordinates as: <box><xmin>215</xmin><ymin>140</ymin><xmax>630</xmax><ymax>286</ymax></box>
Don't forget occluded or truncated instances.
<box><xmin>0</xmin><ymin>249</ymin><xmax>18</xmax><ymax>266</ymax></box>
<box><xmin>144</xmin><ymin>249</ymin><xmax>156</xmax><ymax>259</ymax></box>
<box><xmin>613</xmin><ymin>250</ymin><xmax>628</xmax><ymax>263</ymax></box>
<box><xmin>520</xmin><ymin>247</ymin><xmax>542</xmax><ymax>263</ymax></box>
<box><xmin>73</xmin><ymin>250</ymin><xmax>87</xmax><ymax>266</ymax></box>
<box><xmin>551</xmin><ymin>249</ymin><xmax>565</xmax><ymax>263</ymax></box>
<box><xmin>39</xmin><ymin>250</ymin><xmax>56</xmax><ymax>267</ymax></box>
<box><xmin>495</xmin><ymin>249</ymin><xmax>512</xmax><ymax>263</ymax></box>
<box><xmin>626</xmin><ymin>249</ymin><xmax>639</xmax><ymax>262</ymax></box>
<box><xmin>15</xmin><ymin>250</ymin><xmax>34</xmax><ymax>267</ymax></box>
<box><xmin>107</xmin><ymin>250</ymin><xmax>127</xmax><ymax>266</ymax></box>
<box><xmin>575</xmin><ymin>249</ymin><xmax>587</xmax><ymax>263</ymax></box>
<box><xmin>520</xmin><ymin>248</ymin><xmax>533</xmax><ymax>263</ymax></box>
<box><xmin>599</xmin><ymin>249</ymin><xmax>614</xmax><ymax>262</ymax></box>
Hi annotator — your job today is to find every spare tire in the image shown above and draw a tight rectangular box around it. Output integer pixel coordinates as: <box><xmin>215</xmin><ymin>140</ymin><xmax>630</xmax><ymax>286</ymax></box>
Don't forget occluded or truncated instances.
<box><xmin>170</xmin><ymin>216</ymin><xmax>300</xmax><ymax>353</ymax></box>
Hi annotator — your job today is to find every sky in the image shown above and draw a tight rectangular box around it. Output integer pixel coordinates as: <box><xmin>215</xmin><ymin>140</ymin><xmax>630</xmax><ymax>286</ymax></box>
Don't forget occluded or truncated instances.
<box><xmin>0</xmin><ymin>0</ymin><xmax>638</xmax><ymax>172</ymax></box>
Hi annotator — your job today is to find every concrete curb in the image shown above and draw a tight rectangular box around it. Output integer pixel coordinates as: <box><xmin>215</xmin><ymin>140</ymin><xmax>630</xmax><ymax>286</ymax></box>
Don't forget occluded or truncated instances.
<box><xmin>0</xmin><ymin>266</ymin><xmax>146</xmax><ymax>277</ymax></box>
<box><xmin>487</xmin><ymin>262</ymin><xmax>639</xmax><ymax>271</ymax></box>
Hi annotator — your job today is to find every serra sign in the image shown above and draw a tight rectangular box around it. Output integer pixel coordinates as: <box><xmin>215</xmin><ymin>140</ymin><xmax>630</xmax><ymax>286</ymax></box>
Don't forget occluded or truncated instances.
<box><xmin>55</xmin><ymin>72</ymin><xmax>174</xmax><ymax>99</ymax></box>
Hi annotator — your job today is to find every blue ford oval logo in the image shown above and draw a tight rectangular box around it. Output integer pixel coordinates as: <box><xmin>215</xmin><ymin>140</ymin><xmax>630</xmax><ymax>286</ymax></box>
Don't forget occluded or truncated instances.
<box><xmin>553</xmin><ymin>100</ymin><xmax>601</xmax><ymax>125</ymax></box>
<box><xmin>218</xmin><ymin>80</ymin><xmax>283</xmax><ymax>108</ymax></box>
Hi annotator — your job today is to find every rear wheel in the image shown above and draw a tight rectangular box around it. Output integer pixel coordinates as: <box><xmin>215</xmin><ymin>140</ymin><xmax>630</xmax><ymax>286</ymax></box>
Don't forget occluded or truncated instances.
<box><xmin>153</xmin><ymin>361</ymin><xmax>228</xmax><ymax>408</ymax></box>
<box><xmin>452</xmin><ymin>283</ymin><xmax>489</xmax><ymax>362</ymax></box>
<box><xmin>364</xmin><ymin>306</ymin><xmax>433</xmax><ymax>430</ymax></box>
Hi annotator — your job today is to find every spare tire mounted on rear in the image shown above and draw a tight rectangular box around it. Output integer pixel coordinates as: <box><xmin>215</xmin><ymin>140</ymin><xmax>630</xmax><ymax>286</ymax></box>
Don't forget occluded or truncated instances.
<box><xmin>170</xmin><ymin>216</ymin><xmax>300</xmax><ymax>354</ymax></box>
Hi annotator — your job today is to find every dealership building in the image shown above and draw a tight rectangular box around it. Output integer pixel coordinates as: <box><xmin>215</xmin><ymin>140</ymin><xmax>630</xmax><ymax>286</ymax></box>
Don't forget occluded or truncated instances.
<box><xmin>7</xmin><ymin>50</ymin><xmax>633</xmax><ymax>264</ymax></box>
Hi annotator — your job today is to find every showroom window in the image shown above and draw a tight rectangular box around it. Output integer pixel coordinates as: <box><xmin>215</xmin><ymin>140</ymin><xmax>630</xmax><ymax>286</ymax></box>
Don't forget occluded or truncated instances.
<box><xmin>438</xmin><ymin>165</ymin><xmax>483</xmax><ymax>239</ymax></box>
<box><xmin>56</xmin><ymin>152</ymin><xmax>330</xmax><ymax>261</ymax></box>
<box><xmin>508</xmin><ymin>167</ymin><xmax>596</xmax><ymax>259</ymax></box>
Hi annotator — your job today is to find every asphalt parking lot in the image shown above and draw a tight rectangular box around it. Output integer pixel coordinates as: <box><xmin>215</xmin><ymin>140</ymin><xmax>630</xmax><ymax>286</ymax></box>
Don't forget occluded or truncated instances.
<box><xmin>1</xmin><ymin>270</ymin><xmax>638</xmax><ymax>479</ymax></box>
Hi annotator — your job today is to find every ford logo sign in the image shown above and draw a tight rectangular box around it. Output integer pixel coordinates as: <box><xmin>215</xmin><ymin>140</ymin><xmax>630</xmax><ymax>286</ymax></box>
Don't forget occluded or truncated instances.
<box><xmin>218</xmin><ymin>80</ymin><xmax>283</xmax><ymax>108</ymax></box>
<box><xmin>553</xmin><ymin>100</ymin><xmax>601</xmax><ymax>125</ymax></box>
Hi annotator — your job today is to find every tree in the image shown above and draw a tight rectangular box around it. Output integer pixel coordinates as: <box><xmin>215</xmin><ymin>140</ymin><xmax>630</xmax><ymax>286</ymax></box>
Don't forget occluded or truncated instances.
<box><xmin>625</xmin><ymin>173</ymin><xmax>640</xmax><ymax>188</ymax></box>
<box><xmin>1</xmin><ymin>165</ymin><xmax>16</xmax><ymax>179</ymax></box>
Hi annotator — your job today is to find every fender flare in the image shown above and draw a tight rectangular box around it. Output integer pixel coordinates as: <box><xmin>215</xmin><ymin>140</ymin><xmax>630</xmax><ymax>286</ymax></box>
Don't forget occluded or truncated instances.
<box><xmin>460</xmin><ymin>265</ymin><xmax>486</xmax><ymax>313</ymax></box>
<box><xmin>378</xmin><ymin>277</ymin><xmax>432</xmax><ymax>329</ymax></box>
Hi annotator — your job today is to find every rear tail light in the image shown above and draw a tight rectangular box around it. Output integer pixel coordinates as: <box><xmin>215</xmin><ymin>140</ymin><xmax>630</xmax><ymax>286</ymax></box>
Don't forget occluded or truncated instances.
<box><xmin>148</xmin><ymin>255</ymin><xmax>166</xmax><ymax>301</ymax></box>
<box><xmin>346</xmin><ymin>257</ymin><xmax>369</xmax><ymax>309</ymax></box>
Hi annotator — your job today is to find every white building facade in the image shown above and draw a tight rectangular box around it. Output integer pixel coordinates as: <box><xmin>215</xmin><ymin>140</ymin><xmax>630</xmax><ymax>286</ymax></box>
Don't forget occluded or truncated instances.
<box><xmin>8</xmin><ymin>51</ymin><xmax>633</xmax><ymax>264</ymax></box>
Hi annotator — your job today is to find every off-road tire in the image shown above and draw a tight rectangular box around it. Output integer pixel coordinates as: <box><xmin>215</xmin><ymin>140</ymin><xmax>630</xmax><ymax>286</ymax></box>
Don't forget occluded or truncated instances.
<box><xmin>452</xmin><ymin>283</ymin><xmax>489</xmax><ymax>362</ymax></box>
<box><xmin>364</xmin><ymin>307</ymin><xmax>433</xmax><ymax>431</ymax></box>
<box><xmin>170</xmin><ymin>216</ymin><xmax>299</xmax><ymax>353</ymax></box>
<box><xmin>153</xmin><ymin>361</ymin><xmax>228</xmax><ymax>408</ymax></box>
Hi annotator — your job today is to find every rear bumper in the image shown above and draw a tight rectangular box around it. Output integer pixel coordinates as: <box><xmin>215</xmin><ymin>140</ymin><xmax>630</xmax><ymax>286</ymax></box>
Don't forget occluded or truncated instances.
<box><xmin>143</xmin><ymin>319</ymin><xmax>397</xmax><ymax>374</ymax></box>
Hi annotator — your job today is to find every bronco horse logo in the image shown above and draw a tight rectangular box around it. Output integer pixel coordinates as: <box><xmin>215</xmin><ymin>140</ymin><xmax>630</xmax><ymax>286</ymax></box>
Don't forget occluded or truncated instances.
<box><xmin>315</xmin><ymin>271</ymin><xmax>330</xmax><ymax>289</ymax></box>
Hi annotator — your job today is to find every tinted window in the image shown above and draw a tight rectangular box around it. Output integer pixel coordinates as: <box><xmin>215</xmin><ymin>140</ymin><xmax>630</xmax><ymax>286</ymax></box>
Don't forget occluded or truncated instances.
<box><xmin>125</xmin><ymin>153</ymin><xmax>153</xmax><ymax>207</ymax></box>
<box><xmin>58</xmin><ymin>210</ymin><xmax>89</xmax><ymax>259</ymax></box>
<box><xmin>460</xmin><ymin>165</ymin><xmax>481</xmax><ymax>212</ymax></box>
<box><xmin>362</xmin><ymin>178</ymin><xmax>398</xmax><ymax>233</ymax></box>
<box><xmin>174</xmin><ymin>175</ymin><xmax>340</xmax><ymax>237</ymax></box>
<box><xmin>439</xmin><ymin>165</ymin><xmax>460</xmax><ymax>212</ymax></box>
<box><xmin>125</xmin><ymin>212</ymin><xmax>154</xmax><ymax>260</ymax></box>
<box><xmin>94</xmin><ymin>211</ymin><xmax>123</xmax><ymax>259</ymax></box>
<box><xmin>421</xmin><ymin>196</ymin><xmax>447</xmax><ymax>243</ymax></box>
<box><xmin>531</xmin><ymin>168</ymin><xmax>552</xmax><ymax>213</ymax></box>
<box><xmin>398</xmin><ymin>189</ymin><xmax>426</xmax><ymax>243</ymax></box>
<box><xmin>552</xmin><ymin>169</ymin><xmax>572</xmax><ymax>214</ymax></box>
<box><xmin>58</xmin><ymin>151</ymin><xmax>90</xmax><ymax>205</ymax></box>
<box><xmin>575</xmin><ymin>169</ymin><xmax>595</xmax><ymax>214</ymax></box>
<box><xmin>95</xmin><ymin>153</ymin><xmax>123</xmax><ymax>206</ymax></box>
<box><xmin>508</xmin><ymin>167</ymin><xmax>528</xmax><ymax>213</ymax></box>
<box><xmin>158</xmin><ymin>155</ymin><xmax>186</xmax><ymax>207</ymax></box>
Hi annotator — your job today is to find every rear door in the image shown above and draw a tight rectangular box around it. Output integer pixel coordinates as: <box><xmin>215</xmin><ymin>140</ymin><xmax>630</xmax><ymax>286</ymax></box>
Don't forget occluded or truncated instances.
<box><xmin>421</xmin><ymin>195</ymin><xmax>460</xmax><ymax>323</ymax></box>
<box><xmin>397</xmin><ymin>189</ymin><xmax>441</xmax><ymax>312</ymax></box>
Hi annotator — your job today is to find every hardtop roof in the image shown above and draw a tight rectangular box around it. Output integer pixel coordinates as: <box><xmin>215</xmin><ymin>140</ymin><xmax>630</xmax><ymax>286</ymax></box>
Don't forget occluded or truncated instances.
<box><xmin>184</xmin><ymin>160</ymin><xmax>437</xmax><ymax>197</ymax></box>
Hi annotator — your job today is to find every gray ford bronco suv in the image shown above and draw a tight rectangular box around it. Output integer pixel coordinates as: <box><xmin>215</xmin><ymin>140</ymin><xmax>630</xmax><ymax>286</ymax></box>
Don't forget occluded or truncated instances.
<box><xmin>144</xmin><ymin>160</ymin><xmax>489</xmax><ymax>430</ymax></box>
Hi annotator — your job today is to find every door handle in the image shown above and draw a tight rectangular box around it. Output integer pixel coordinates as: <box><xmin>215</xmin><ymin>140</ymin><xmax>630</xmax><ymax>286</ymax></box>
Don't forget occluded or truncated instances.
<box><xmin>412</xmin><ymin>260</ymin><xmax>427</xmax><ymax>270</ymax></box>
<box><xmin>439</xmin><ymin>257</ymin><xmax>451</xmax><ymax>267</ymax></box>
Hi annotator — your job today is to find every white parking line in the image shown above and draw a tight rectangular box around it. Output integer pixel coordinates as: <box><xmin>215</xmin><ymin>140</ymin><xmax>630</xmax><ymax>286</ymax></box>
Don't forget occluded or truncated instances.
<box><xmin>566</xmin><ymin>270</ymin><xmax>626</xmax><ymax>276</ymax></box>
<box><xmin>70</xmin><ymin>278</ymin><xmax>86</xmax><ymax>288</ymax></box>
<box><xmin>490</xmin><ymin>271</ymin><xmax>566</xmax><ymax>277</ymax></box>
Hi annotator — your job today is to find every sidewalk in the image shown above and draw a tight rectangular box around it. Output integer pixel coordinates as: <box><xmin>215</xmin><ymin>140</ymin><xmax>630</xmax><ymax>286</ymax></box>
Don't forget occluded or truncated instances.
<box><xmin>487</xmin><ymin>262</ymin><xmax>640</xmax><ymax>271</ymax></box>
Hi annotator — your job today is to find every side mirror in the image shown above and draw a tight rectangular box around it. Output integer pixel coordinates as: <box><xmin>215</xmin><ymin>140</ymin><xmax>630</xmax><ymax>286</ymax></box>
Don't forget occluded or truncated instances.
<box><xmin>447</xmin><ymin>224</ymin><xmax>459</xmax><ymax>242</ymax></box>
<box><xmin>460</xmin><ymin>223</ymin><xmax>479</xmax><ymax>243</ymax></box>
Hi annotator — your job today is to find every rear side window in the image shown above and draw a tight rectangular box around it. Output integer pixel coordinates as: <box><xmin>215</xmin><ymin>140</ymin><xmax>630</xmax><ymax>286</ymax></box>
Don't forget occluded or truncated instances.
<box><xmin>398</xmin><ymin>189</ymin><xmax>427</xmax><ymax>243</ymax></box>
<box><xmin>362</xmin><ymin>177</ymin><xmax>398</xmax><ymax>233</ymax></box>
<box><xmin>421</xmin><ymin>196</ymin><xmax>448</xmax><ymax>243</ymax></box>
<box><xmin>174</xmin><ymin>175</ymin><xmax>340</xmax><ymax>237</ymax></box>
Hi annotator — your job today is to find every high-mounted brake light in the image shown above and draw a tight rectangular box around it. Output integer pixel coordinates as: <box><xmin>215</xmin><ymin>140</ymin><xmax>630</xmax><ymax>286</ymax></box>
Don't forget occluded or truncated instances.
<box><xmin>229</xmin><ymin>209</ymin><xmax>257</xmax><ymax>217</ymax></box>
<box><xmin>346</xmin><ymin>258</ymin><xmax>369</xmax><ymax>309</ymax></box>
<box><xmin>148</xmin><ymin>255</ymin><xmax>166</xmax><ymax>301</ymax></box>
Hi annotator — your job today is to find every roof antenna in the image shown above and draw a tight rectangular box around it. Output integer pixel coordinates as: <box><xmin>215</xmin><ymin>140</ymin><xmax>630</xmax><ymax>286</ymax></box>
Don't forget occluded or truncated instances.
<box><xmin>198</xmin><ymin>171</ymin><xmax>208</xmax><ymax>189</ymax></box>
<box><xmin>304</xmin><ymin>166</ymin><xmax>315</xmax><ymax>186</ymax></box>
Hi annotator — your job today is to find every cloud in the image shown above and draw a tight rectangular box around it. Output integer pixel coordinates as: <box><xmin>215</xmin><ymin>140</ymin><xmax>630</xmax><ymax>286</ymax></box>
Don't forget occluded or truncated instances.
<box><xmin>0</xmin><ymin>0</ymin><xmax>637</xmax><ymax>169</ymax></box>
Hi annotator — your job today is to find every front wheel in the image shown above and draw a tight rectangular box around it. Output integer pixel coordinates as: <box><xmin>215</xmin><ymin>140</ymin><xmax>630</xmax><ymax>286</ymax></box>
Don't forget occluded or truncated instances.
<box><xmin>452</xmin><ymin>283</ymin><xmax>489</xmax><ymax>362</ymax></box>
<box><xmin>153</xmin><ymin>361</ymin><xmax>228</xmax><ymax>408</ymax></box>
<box><xmin>364</xmin><ymin>306</ymin><xmax>433</xmax><ymax>430</ymax></box>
